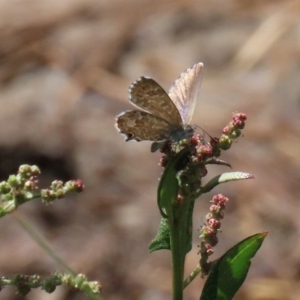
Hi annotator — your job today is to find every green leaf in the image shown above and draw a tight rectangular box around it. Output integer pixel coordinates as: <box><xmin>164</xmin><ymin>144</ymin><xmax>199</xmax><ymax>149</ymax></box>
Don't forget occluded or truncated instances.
<box><xmin>202</xmin><ymin>172</ymin><xmax>254</xmax><ymax>193</ymax></box>
<box><xmin>218</xmin><ymin>172</ymin><xmax>255</xmax><ymax>183</ymax></box>
<box><xmin>150</xmin><ymin>197</ymin><xmax>195</xmax><ymax>253</ymax></box>
<box><xmin>157</xmin><ymin>147</ymin><xmax>191</xmax><ymax>218</ymax></box>
<box><xmin>182</xmin><ymin>197</ymin><xmax>195</xmax><ymax>254</ymax></box>
<box><xmin>200</xmin><ymin>232</ymin><xmax>267</xmax><ymax>300</ymax></box>
<box><xmin>149</xmin><ymin>218</ymin><xmax>170</xmax><ymax>252</ymax></box>
<box><xmin>150</xmin><ymin>148</ymin><xmax>191</xmax><ymax>252</ymax></box>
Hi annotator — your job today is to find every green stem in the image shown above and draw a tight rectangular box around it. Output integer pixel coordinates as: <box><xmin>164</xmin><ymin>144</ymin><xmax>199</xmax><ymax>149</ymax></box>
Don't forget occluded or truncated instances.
<box><xmin>0</xmin><ymin>201</ymin><xmax>16</xmax><ymax>217</ymax></box>
<box><xmin>169</xmin><ymin>217</ymin><xmax>185</xmax><ymax>300</ymax></box>
<box><xmin>169</xmin><ymin>195</ymin><xmax>196</xmax><ymax>300</ymax></box>
<box><xmin>183</xmin><ymin>264</ymin><xmax>202</xmax><ymax>289</ymax></box>
<box><xmin>13</xmin><ymin>211</ymin><xmax>76</xmax><ymax>275</ymax></box>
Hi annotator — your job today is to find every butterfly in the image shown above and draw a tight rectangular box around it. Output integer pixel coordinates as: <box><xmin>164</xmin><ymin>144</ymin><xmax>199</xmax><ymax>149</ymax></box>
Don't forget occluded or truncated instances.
<box><xmin>115</xmin><ymin>62</ymin><xmax>203</xmax><ymax>151</ymax></box>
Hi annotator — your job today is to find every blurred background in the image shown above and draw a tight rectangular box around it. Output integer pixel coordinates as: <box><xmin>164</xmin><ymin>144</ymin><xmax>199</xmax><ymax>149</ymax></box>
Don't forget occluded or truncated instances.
<box><xmin>0</xmin><ymin>0</ymin><xmax>299</xmax><ymax>299</ymax></box>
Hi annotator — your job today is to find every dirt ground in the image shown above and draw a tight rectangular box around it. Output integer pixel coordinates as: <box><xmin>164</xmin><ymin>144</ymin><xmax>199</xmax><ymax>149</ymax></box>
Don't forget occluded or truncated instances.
<box><xmin>0</xmin><ymin>0</ymin><xmax>299</xmax><ymax>299</ymax></box>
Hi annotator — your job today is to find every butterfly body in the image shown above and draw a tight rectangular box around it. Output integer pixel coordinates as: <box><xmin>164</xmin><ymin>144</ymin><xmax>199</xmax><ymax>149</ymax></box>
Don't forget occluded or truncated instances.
<box><xmin>116</xmin><ymin>62</ymin><xmax>203</xmax><ymax>147</ymax></box>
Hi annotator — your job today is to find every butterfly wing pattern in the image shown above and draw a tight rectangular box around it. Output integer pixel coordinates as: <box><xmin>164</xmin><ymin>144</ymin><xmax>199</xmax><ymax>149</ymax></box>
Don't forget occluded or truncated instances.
<box><xmin>116</xmin><ymin>110</ymin><xmax>176</xmax><ymax>142</ymax></box>
<box><xmin>168</xmin><ymin>62</ymin><xmax>203</xmax><ymax>125</ymax></box>
<box><xmin>129</xmin><ymin>77</ymin><xmax>183</xmax><ymax>126</ymax></box>
<box><xmin>115</xmin><ymin>62</ymin><xmax>204</xmax><ymax>145</ymax></box>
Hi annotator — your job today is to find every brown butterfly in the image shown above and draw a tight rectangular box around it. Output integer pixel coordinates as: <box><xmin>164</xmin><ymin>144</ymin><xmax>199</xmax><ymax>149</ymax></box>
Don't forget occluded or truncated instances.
<box><xmin>116</xmin><ymin>63</ymin><xmax>203</xmax><ymax>150</ymax></box>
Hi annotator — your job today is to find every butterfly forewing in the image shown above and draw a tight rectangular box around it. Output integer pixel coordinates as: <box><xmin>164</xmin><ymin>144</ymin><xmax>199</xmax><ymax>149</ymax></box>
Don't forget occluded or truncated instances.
<box><xmin>129</xmin><ymin>77</ymin><xmax>183</xmax><ymax>126</ymax></box>
<box><xmin>168</xmin><ymin>62</ymin><xmax>203</xmax><ymax>124</ymax></box>
<box><xmin>116</xmin><ymin>110</ymin><xmax>179</xmax><ymax>141</ymax></box>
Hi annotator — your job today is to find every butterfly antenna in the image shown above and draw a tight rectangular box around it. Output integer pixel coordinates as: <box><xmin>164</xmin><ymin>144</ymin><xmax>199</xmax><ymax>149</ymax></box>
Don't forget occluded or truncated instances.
<box><xmin>192</xmin><ymin>124</ymin><xmax>218</xmax><ymax>143</ymax></box>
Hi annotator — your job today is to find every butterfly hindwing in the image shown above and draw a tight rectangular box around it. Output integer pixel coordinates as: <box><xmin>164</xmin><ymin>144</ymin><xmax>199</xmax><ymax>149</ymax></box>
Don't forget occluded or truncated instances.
<box><xmin>116</xmin><ymin>110</ymin><xmax>178</xmax><ymax>142</ymax></box>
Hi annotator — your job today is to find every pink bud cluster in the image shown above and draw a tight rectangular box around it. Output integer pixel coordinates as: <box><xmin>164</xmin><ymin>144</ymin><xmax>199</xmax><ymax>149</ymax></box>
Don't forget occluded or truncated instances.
<box><xmin>159</xmin><ymin>133</ymin><xmax>214</xmax><ymax>180</ymax></box>
<box><xmin>41</xmin><ymin>179</ymin><xmax>84</xmax><ymax>203</ymax></box>
<box><xmin>198</xmin><ymin>194</ymin><xmax>229</xmax><ymax>275</ymax></box>
<box><xmin>0</xmin><ymin>165</ymin><xmax>84</xmax><ymax>210</ymax></box>
<box><xmin>219</xmin><ymin>112</ymin><xmax>247</xmax><ymax>150</ymax></box>
<box><xmin>0</xmin><ymin>165</ymin><xmax>41</xmax><ymax>202</ymax></box>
